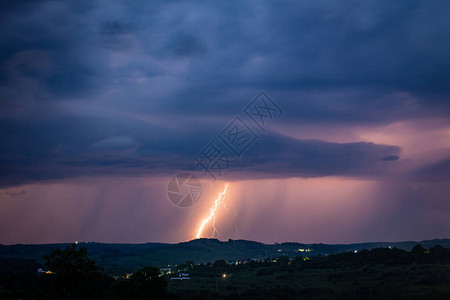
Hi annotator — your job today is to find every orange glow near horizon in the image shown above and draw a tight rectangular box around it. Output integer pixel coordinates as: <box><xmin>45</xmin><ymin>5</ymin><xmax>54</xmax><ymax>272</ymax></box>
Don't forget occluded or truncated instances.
<box><xmin>195</xmin><ymin>182</ymin><xmax>229</xmax><ymax>239</ymax></box>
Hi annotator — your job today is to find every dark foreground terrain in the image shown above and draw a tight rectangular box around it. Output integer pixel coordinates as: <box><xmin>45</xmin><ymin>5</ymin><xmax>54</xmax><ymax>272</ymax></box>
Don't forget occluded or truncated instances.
<box><xmin>1</xmin><ymin>238</ymin><xmax>450</xmax><ymax>275</ymax></box>
<box><xmin>1</xmin><ymin>240</ymin><xmax>450</xmax><ymax>299</ymax></box>
<box><xmin>168</xmin><ymin>247</ymin><xmax>450</xmax><ymax>299</ymax></box>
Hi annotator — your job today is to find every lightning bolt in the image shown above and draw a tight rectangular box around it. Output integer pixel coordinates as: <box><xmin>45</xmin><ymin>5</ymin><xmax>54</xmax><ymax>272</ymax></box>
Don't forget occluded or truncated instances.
<box><xmin>195</xmin><ymin>182</ymin><xmax>229</xmax><ymax>239</ymax></box>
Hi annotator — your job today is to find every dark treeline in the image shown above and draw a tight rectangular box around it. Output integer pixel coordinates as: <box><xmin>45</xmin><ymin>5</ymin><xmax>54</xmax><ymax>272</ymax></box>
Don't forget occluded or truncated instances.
<box><xmin>1</xmin><ymin>244</ymin><xmax>450</xmax><ymax>299</ymax></box>
<box><xmin>183</xmin><ymin>244</ymin><xmax>450</xmax><ymax>276</ymax></box>
<box><xmin>0</xmin><ymin>244</ymin><xmax>167</xmax><ymax>300</ymax></box>
<box><xmin>320</xmin><ymin>244</ymin><xmax>450</xmax><ymax>268</ymax></box>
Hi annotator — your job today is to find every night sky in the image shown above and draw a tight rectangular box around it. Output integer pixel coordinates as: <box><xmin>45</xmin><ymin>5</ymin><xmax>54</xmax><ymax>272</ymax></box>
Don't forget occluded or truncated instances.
<box><xmin>0</xmin><ymin>1</ymin><xmax>449</xmax><ymax>245</ymax></box>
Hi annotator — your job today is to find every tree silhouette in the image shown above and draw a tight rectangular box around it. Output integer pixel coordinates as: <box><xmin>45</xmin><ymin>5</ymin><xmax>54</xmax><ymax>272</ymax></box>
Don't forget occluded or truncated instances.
<box><xmin>129</xmin><ymin>266</ymin><xmax>167</xmax><ymax>299</ymax></box>
<box><xmin>411</xmin><ymin>244</ymin><xmax>426</xmax><ymax>255</ymax></box>
<box><xmin>44</xmin><ymin>243</ymin><xmax>103</xmax><ymax>299</ymax></box>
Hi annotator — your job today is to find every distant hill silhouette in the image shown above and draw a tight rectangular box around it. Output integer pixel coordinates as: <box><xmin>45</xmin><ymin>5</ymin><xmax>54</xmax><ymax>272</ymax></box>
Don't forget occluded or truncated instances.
<box><xmin>1</xmin><ymin>238</ymin><xmax>450</xmax><ymax>275</ymax></box>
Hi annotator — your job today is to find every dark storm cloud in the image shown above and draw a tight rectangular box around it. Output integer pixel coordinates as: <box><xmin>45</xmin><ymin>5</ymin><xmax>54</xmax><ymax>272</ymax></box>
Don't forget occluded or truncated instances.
<box><xmin>0</xmin><ymin>112</ymin><xmax>401</xmax><ymax>187</ymax></box>
<box><xmin>234</xmin><ymin>133</ymin><xmax>401</xmax><ymax>179</ymax></box>
<box><xmin>410</xmin><ymin>158</ymin><xmax>450</xmax><ymax>182</ymax></box>
<box><xmin>2</xmin><ymin>1</ymin><xmax>449</xmax><ymax>111</ymax></box>
<box><xmin>165</xmin><ymin>32</ymin><xmax>206</xmax><ymax>58</ymax></box>
<box><xmin>99</xmin><ymin>20</ymin><xmax>136</xmax><ymax>50</ymax></box>
<box><xmin>380</xmin><ymin>155</ymin><xmax>399</xmax><ymax>161</ymax></box>
<box><xmin>0</xmin><ymin>0</ymin><xmax>448</xmax><ymax>186</ymax></box>
<box><xmin>0</xmin><ymin>1</ymin><xmax>98</xmax><ymax>98</ymax></box>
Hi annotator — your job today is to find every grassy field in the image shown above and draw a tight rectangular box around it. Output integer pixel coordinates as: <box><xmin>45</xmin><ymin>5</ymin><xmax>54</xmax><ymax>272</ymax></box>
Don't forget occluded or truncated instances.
<box><xmin>167</xmin><ymin>263</ymin><xmax>450</xmax><ymax>299</ymax></box>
